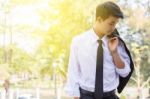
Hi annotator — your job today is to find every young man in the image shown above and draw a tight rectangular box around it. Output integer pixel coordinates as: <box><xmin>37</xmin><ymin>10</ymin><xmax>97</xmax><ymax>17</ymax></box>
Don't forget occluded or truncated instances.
<box><xmin>65</xmin><ymin>1</ymin><xmax>134</xmax><ymax>99</ymax></box>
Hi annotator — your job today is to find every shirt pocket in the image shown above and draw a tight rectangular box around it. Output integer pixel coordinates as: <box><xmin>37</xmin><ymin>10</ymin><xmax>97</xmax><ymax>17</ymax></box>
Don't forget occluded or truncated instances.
<box><xmin>77</xmin><ymin>42</ymin><xmax>94</xmax><ymax>62</ymax></box>
<box><xmin>77</xmin><ymin>45</ymin><xmax>96</xmax><ymax>75</ymax></box>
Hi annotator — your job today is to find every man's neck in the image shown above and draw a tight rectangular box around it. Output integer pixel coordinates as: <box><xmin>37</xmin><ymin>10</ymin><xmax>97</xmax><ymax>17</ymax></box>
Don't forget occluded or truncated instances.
<box><xmin>93</xmin><ymin>26</ymin><xmax>105</xmax><ymax>39</ymax></box>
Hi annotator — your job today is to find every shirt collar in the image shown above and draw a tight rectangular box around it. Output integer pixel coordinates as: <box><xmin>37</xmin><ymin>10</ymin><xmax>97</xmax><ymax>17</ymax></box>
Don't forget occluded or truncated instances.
<box><xmin>90</xmin><ymin>28</ymin><xmax>107</xmax><ymax>44</ymax></box>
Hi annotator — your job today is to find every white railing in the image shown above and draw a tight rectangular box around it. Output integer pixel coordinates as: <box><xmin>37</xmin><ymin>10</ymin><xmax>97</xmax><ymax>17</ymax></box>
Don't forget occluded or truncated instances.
<box><xmin>0</xmin><ymin>88</ymin><xmax>40</xmax><ymax>99</ymax></box>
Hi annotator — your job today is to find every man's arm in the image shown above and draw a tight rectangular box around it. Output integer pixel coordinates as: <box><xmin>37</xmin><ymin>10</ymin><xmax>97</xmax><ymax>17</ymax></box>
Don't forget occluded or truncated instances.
<box><xmin>108</xmin><ymin>37</ymin><xmax>124</xmax><ymax>68</ymax></box>
<box><xmin>65</xmin><ymin>38</ymin><xmax>80</xmax><ymax>98</ymax></box>
<box><xmin>111</xmin><ymin>51</ymin><xmax>125</xmax><ymax>69</ymax></box>
<box><xmin>108</xmin><ymin>37</ymin><xmax>131</xmax><ymax>77</ymax></box>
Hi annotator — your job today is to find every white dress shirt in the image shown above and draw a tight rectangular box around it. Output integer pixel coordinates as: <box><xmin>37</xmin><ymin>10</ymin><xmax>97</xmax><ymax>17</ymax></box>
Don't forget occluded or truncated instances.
<box><xmin>65</xmin><ymin>29</ymin><xmax>131</xmax><ymax>97</ymax></box>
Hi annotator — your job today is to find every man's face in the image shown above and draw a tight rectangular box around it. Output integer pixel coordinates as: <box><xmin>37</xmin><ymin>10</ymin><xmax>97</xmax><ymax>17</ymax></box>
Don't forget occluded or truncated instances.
<box><xmin>97</xmin><ymin>16</ymin><xmax>119</xmax><ymax>35</ymax></box>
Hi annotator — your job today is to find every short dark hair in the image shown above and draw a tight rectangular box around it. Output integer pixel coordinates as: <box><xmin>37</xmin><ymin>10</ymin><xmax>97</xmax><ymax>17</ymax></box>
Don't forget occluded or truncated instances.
<box><xmin>96</xmin><ymin>1</ymin><xmax>124</xmax><ymax>20</ymax></box>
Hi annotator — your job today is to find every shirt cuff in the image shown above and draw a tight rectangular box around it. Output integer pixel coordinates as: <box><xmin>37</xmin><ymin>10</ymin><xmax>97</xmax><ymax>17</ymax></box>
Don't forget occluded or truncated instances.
<box><xmin>64</xmin><ymin>84</ymin><xmax>80</xmax><ymax>97</ymax></box>
<box><xmin>115</xmin><ymin>61</ymin><xmax>131</xmax><ymax>77</ymax></box>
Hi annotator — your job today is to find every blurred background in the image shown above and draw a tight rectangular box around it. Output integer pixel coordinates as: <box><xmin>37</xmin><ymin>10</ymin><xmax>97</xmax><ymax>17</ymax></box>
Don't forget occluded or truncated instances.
<box><xmin>0</xmin><ymin>0</ymin><xmax>150</xmax><ymax>99</ymax></box>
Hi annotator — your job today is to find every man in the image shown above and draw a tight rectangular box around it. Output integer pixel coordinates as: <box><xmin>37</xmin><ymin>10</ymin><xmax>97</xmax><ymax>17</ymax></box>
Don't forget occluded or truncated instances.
<box><xmin>65</xmin><ymin>1</ymin><xmax>134</xmax><ymax>99</ymax></box>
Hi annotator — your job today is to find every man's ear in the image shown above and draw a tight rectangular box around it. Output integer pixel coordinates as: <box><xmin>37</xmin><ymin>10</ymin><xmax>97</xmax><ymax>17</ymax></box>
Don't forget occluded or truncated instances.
<box><xmin>96</xmin><ymin>17</ymin><xmax>103</xmax><ymax>23</ymax></box>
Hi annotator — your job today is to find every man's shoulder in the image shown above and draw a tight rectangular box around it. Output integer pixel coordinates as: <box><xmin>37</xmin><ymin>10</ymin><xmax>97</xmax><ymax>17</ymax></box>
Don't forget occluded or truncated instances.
<box><xmin>72</xmin><ymin>29</ymin><xmax>92</xmax><ymax>43</ymax></box>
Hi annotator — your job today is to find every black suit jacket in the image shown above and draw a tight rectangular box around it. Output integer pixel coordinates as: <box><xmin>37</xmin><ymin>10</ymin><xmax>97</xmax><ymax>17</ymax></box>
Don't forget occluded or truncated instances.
<box><xmin>111</xmin><ymin>29</ymin><xmax>134</xmax><ymax>93</ymax></box>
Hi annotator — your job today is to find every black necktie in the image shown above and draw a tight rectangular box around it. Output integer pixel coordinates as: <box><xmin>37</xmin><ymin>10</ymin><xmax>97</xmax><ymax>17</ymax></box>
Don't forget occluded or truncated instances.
<box><xmin>94</xmin><ymin>40</ymin><xmax>103</xmax><ymax>99</ymax></box>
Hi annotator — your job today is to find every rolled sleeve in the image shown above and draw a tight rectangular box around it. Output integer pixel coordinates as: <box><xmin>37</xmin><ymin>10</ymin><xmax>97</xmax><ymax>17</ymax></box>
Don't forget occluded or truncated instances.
<box><xmin>65</xmin><ymin>38</ymin><xmax>80</xmax><ymax>97</ymax></box>
<box><xmin>65</xmin><ymin>84</ymin><xmax>80</xmax><ymax>97</ymax></box>
<box><xmin>115</xmin><ymin>43</ymin><xmax>131</xmax><ymax>77</ymax></box>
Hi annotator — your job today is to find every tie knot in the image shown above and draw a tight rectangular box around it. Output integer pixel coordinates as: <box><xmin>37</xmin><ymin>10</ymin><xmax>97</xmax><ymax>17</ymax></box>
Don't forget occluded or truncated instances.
<box><xmin>97</xmin><ymin>40</ymin><xmax>102</xmax><ymax>45</ymax></box>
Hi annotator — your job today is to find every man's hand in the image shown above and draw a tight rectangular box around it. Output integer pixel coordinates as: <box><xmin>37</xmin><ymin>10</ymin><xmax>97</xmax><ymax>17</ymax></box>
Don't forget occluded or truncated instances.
<box><xmin>74</xmin><ymin>97</ymin><xmax>79</xmax><ymax>99</ymax></box>
<box><xmin>108</xmin><ymin>37</ymin><xmax>119</xmax><ymax>53</ymax></box>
